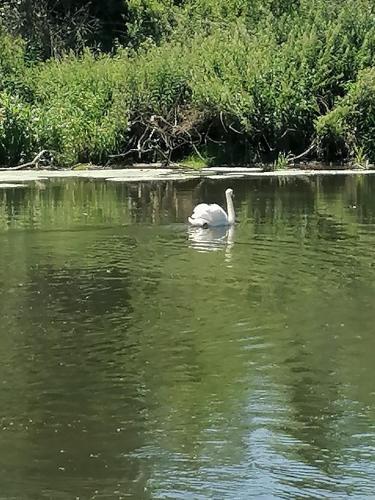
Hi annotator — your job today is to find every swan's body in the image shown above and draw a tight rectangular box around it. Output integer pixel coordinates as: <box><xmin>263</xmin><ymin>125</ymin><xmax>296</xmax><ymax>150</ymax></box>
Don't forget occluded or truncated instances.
<box><xmin>188</xmin><ymin>188</ymin><xmax>235</xmax><ymax>228</ymax></box>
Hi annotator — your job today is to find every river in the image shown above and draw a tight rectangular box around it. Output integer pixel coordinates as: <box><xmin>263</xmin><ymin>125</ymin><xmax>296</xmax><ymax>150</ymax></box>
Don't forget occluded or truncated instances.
<box><xmin>0</xmin><ymin>175</ymin><xmax>374</xmax><ymax>498</ymax></box>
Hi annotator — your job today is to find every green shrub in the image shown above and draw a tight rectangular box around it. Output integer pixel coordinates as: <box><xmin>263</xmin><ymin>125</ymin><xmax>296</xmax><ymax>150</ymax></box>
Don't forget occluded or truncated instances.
<box><xmin>126</xmin><ymin>0</ymin><xmax>179</xmax><ymax>48</ymax></box>
<box><xmin>0</xmin><ymin>28</ymin><xmax>28</xmax><ymax>94</ymax></box>
<box><xmin>27</xmin><ymin>51</ymin><xmax>131</xmax><ymax>165</ymax></box>
<box><xmin>0</xmin><ymin>91</ymin><xmax>33</xmax><ymax>165</ymax></box>
<box><xmin>316</xmin><ymin>68</ymin><xmax>375</xmax><ymax>162</ymax></box>
<box><xmin>128</xmin><ymin>42</ymin><xmax>192</xmax><ymax>114</ymax></box>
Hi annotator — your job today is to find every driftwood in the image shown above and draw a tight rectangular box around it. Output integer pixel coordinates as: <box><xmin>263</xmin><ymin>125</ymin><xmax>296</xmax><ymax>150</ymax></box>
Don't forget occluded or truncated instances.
<box><xmin>0</xmin><ymin>150</ymin><xmax>51</xmax><ymax>171</ymax></box>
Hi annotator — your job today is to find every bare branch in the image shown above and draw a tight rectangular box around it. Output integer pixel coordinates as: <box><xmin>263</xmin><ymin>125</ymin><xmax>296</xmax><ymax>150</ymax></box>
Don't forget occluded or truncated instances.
<box><xmin>220</xmin><ymin>112</ymin><xmax>228</xmax><ymax>133</ymax></box>
<box><xmin>0</xmin><ymin>150</ymin><xmax>52</xmax><ymax>171</ymax></box>
<box><xmin>228</xmin><ymin>122</ymin><xmax>243</xmax><ymax>135</ymax></box>
<box><xmin>289</xmin><ymin>140</ymin><xmax>317</xmax><ymax>162</ymax></box>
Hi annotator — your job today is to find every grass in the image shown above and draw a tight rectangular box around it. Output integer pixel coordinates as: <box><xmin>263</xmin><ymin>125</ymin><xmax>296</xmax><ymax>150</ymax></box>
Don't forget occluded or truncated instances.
<box><xmin>179</xmin><ymin>153</ymin><xmax>210</xmax><ymax>170</ymax></box>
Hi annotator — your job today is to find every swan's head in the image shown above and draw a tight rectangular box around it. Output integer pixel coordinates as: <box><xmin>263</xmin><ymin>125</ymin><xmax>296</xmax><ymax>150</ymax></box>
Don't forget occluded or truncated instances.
<box><xmin>225</xmin><ymin>188</ymin><xmax>234</xmax><ymax>197</ymax></box>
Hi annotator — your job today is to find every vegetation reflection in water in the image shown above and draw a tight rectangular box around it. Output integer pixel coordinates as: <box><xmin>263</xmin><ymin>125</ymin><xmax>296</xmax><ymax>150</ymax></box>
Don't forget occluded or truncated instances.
<box><xmin>0</xmin><ymin>176</ymin><xmax>375</xmax><ymax>499</ymax></box>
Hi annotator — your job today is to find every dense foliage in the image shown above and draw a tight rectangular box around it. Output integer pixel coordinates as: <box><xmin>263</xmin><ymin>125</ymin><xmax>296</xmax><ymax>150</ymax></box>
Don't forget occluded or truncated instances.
<box><xmin>0</xmin><ymin>0</ymin><xmax>374</xmax><ymax>167</ymax></box>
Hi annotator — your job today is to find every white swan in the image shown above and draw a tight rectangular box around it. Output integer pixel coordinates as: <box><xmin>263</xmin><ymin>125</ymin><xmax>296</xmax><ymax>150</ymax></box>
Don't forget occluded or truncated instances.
<box><xmin>188</xmin><ymin>188</ymin><xmax>235</xmax><ymax>228</ymax></box>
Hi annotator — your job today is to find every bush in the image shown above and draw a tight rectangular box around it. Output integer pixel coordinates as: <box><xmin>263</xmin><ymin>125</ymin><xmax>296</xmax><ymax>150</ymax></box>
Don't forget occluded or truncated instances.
<box><xmin>0</xmin><ymin>29</ymin><xmax>34</xmax><ymax>165</ymax></box>
<box><xmin>129</xmin><ymin>42</ymin><xmax>192</xmax><ymax>114</ymax></box>
<box><xmin>126</xmin><ymin>0</ymin><xmax>179</xmax><ymax>48</ymax></box>
<box><xmin>27</xmin><ymin>51</ymin><xmax>131</xmax><ymax>165</ymax></box>
<box><xmin>0</xmin><ymin>28</ymin><xmax>28</xmax><ymax>93</ymax></box>
<box><xmin>0</xmin><ymin>91</ymin><xmax>33</xmax><ymax>165</ymax></box>
<box><xmin>316</xmin><ymin>68</ymin><xmax>375</xmax><ymax>162</ymax></box>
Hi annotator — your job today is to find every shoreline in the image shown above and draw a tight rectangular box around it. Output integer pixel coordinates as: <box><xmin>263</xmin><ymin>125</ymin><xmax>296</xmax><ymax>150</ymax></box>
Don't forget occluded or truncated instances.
<box><xmin>0</xmin><ymin>166</ymin><xmax>375</xmax><ymax>186</ymax></box>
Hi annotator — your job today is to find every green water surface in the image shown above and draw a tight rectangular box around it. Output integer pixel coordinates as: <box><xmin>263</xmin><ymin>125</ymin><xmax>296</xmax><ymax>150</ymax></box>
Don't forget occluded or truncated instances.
<box><xmin>0</xmin><ymin>175</ymin><xmax>374</xmax><ymax>499</ymax></box>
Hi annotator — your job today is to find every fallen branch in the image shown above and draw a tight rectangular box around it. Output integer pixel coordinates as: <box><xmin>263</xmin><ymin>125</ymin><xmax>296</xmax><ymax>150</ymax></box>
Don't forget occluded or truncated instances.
<box><xmin>108</xmin><ymin>109</ymin><xmax>206</xmax><ymax>166</ymax></box>
<box><xmin>0</xmin><ymin>150</ymin><xmax>51</xmax><ymax>171</ymax></box>
<box><xmin>289</xmin><ymin>140</ymin><xmax>317</xmax><ymax>163</ymax></box>
<box><xmin>220</xmin><ymin>112</ymin><xmax>228</xmax><ymax>133</ymax></box>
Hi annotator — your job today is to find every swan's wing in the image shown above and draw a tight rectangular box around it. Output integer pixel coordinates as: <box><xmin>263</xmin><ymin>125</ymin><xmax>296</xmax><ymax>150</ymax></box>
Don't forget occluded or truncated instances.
<box><xmin>190</xmin><ymin>203</ymin><xmax>211</xmax><ymax>218</ymax></box>
<box><xmin>189</xmin><ymin>203</ymin><xmax>228</xmax><ymax>226</ymax></box>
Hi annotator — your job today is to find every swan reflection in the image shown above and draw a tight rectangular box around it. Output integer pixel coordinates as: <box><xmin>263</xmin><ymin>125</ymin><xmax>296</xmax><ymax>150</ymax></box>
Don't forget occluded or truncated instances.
<box><xmin>188</xmin><ymin>225</ymin><xmax>235</xmax><ymax>258</ymax></box>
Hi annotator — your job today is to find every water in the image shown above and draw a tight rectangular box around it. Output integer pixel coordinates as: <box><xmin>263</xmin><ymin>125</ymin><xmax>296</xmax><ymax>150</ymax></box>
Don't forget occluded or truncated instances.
<box><xmin>0</xmin><ymin>175</ymin><xmax>375</xmax><ymax>499</ymax></box>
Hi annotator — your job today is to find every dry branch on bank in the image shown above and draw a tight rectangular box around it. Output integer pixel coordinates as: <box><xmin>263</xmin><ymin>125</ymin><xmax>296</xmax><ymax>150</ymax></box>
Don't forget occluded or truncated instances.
<box><xmin>0</xmin><ymin>151</ymin><xmax>52</xmax><ymax>171</ymax></box>
<box><xmin>288</xmin><ymin>140</ymin><xmax>317</xmax><ymax>164</ymax></box>
<box><xmin>107</xmin><ymin>108</ymin><xmax>206</xmax><ymax>166</ymax></box>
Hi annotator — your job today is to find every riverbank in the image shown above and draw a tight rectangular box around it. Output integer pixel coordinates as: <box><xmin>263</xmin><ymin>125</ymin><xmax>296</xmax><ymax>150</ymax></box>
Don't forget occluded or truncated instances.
<box><xmin>1</xmin><ymin>167</ymin><xmax>375</xmax><ymax>187</ymax></box>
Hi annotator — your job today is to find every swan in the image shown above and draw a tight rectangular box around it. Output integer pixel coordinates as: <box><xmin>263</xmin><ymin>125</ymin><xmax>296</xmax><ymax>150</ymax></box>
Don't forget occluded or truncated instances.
<box><xmin>188</xmin><ymin>188</ymin><xmax>235</xmax><ymax>228</ymax></box>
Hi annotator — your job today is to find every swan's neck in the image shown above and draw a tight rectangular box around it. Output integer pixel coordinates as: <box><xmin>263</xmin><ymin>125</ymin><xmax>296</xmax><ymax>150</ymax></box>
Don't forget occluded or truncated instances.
<box><xmin>226</xmin><ymin>193</ymin><xmax>235</xmax><ymax>225</ymax></box>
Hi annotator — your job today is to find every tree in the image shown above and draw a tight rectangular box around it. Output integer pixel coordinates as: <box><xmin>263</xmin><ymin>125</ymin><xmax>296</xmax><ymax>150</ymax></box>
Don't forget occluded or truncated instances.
<box><xmin>0</xmin><ymin>0</ymin><xmax>128</xmax><ymax>58</ymax></box>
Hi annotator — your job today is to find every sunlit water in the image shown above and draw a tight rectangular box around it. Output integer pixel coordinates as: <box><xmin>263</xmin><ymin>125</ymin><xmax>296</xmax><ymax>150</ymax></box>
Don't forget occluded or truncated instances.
<box><xmin>0</xmin><ymin>175</ymin><xmax>375</xmax><ymax>499</ymax></box>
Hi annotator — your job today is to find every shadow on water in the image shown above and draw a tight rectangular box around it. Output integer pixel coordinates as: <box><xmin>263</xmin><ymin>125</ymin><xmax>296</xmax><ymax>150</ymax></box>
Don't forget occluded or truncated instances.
<box><xmin>0</xmin><ymin>175</ymin><xmax>375</xmax><ymax>497</ymax></box>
